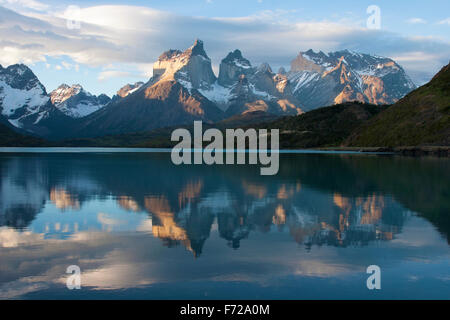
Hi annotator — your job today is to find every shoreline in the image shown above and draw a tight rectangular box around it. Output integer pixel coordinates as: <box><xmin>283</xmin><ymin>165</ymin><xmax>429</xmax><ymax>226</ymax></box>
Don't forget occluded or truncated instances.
<box><xmin>0</xmin><ymin>146</ymin><xmax>448</xmax><ymax>157</ymax></box>
<box><xmin>315</xmin><ymin>146</ymin><xmax>450</xmax><ymax>157</ymax></box>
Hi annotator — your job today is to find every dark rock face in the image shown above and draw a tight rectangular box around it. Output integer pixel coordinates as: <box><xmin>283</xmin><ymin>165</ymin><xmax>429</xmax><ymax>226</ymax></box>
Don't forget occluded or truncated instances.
<box><xmin>186</xmin><ymin>39</ymin><xmax>209</xmax><ymax>59</ymax></box>
<box><xmin>0</xmin><ymin>64</ymin><xmax>46</xmax><ymax>91</ymax></box>
<box><xmin>97</xmin><ymin>94</ymin><xmax>112</xmax><ymax>105</ymax></box>
<box><xmin>288</xmin><ymin>50</ymin><xmax>416</xmax><ymax>110</ymax></box>
<box><xmin>278</xmin><ymin>67</ymin><xmax>287</xmax><ymax>75</ymax></box>
<box><xmin>218</xmin><ymin>49</ymin><xmax>253</xmax><ymax>86</ymax></box>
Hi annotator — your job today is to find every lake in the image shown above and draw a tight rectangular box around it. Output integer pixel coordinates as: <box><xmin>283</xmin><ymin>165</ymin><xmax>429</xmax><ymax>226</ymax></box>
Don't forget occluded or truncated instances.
<box><xmin>0</xmin><ymin>149</ymin><xmax>449</xmax><ymax>299</ymax></box>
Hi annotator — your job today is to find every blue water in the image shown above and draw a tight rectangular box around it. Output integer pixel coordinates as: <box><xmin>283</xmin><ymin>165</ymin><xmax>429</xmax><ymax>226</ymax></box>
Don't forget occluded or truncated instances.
<box><xmin>0</xmin><ymin>150</ymin><xmax>448</xmax><ymax>299</ymax></box>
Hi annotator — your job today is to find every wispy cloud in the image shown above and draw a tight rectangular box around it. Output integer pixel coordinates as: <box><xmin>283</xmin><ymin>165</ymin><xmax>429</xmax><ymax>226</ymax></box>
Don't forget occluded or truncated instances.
<box><xmin>406</xmin><ymin>18</ymin><xmax>427</xmax><ymax>24</ymax></box>
<box><xmin>98</xmin><ymin>70</ymin><xmax>132</xmax><ymax>82</ymax></box>
<box><xmin>438</xmin><ymin>17</ymin><xmax>450</xmax><ymax>25</ymax></box>
<box><xmin>0</xmin><ymin>0</ymin><xmax>48</xmax><ymax>11</ymax></box>
<box><xmin>0</xmin><ymin>4</ymin><xmax>449</xmax><ymax>86</ymax></box>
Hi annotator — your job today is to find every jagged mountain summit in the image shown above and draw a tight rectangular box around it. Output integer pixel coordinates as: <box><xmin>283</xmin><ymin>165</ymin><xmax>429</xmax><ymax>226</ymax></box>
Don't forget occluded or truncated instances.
<box><xmin>204</xmin><ymin>49</ymin><xmax>303</xmax><ymax>115</ymax></box>
<box><xmin>0</xmin><ymin>64</ymin><xmax>72</xmax><ymax>136</ymax></box>
<box><xmin>288</xmin><ymin>49</ymin><xmax>416</xmax><ymax>110</ymax></box>
<box><xmin>72</xmin><ymin>39</ymin><xmax>304</xmax><ymax>137</ymax></box>
<box><xmin>73</xmin><ymin>40</ymin><xmax>224</xmax><ymax>137</ymax></box>
<box><xmin>111</xmin><ymin>82</ymin><xmax>145</xmax><ymax>103</ymax></box>
<box><xmin>151</xmin><ymin>40</ymin><xmax>302</xmax><ymax>115</ymax></box>
<box><xmin>50</xmin><ymin>84</ymin><xmax>111</xmax><ymax>118</ymax></box>
<box><xmin>153</xmin><ymin>39</ymin><xmax>217</xmax><ymax>90</ymax></box>
<box><xmin>116</xmin><ymin>82</ymin><xmax>144</xmax><ymax>98</ymax></box>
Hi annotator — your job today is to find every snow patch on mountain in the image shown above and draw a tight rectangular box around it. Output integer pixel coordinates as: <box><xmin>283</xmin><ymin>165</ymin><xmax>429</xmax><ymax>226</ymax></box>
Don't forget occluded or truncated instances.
<box><xmin>0</xmin><ymin>80</ymin><xmax>49</xmax><ymax>117</ymax></box>
<box><xmin>198</xmin><ymin>82</ymin><xmax>233</xmax><ymax>108</ymax></box>
<box><xmin>121</xmin><ymin>83</ymin><xmax>143</xmax><ymax>97</ymax></box>
<box><xmin>289</xmin><ymin>72</ymin><xmax>320</xmax><ymax>93</ymax></box>
<box><xmin>57</xmin><ymin>101</ymin><xmax>104</xmax><ymax>118</ymax></box>
<box><xmin>249</xmin><ymin>83</ymin><xmax>277</xmax><ymax>100</ymax></box>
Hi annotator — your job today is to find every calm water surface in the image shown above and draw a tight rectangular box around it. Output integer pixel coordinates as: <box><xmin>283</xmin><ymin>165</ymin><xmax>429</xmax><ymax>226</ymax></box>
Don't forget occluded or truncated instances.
<box><xmin>0</xmin><ymin>150</ymin><xmax>449</xmax><ymax>299</ymax></box>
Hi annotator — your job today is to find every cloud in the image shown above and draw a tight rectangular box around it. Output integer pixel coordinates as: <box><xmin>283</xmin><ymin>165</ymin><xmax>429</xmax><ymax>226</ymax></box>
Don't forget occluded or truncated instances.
<box><xmin>0</xmin><ymin>227</ymin><xmax>43</xmax><ymax>247</ymax></box>
<box><xmin>98</xmin><ymin>70</ymin><xmax>132</xmax><ymax>82</ymax></box>
<box><xmin>61</xmin><ymin>61</ymin><xmax>72</xmax><ymax>70</ymax></box>
<box><xmin>1</xmin><ymin>212</ymin><xmax>449</xmax><ymax>298</ymax></box>
<box><xmin>406</xmin><ymin>18</ymin><xmax>427</xmax><ymax>24</ymax></box>
<box><xmin>0</xmin><ymin>4</ymin><xmax>449</xmax><ymax>86</ymax></box>
<box><xmin>0</xmin><ymin>0</ymin><xmax>48</xmax><ymax>11</ymax></box>
<box><xmin>438</xmin><ymin>17</ymin><xmax>450</xmax><ymax>25</ymax></box>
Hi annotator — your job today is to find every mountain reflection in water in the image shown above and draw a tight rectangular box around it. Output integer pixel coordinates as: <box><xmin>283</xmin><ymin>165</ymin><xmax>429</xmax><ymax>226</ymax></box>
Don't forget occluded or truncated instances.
<box><xmin>0</xmin><ymin>152</ymin><xmax>449</xmax><ymax>299</ymax></box>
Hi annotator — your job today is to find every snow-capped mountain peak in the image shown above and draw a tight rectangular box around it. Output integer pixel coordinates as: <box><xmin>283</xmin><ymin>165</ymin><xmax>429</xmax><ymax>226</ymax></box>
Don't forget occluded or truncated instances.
<box><xmin>288</xmin><ymin>49</ymin><xmax>416</xmax><ymax>109</ymax></box>
<box><xmin>50</xmin><ymin>84</ymin><xmax>81</xmax><ymax>105</ymax></box>
<box><xmin>223</xmin><ymin>50</ymin><xmax>252</xmax><ymax>69</ymax></box>
<box><xmin>0</xmin><ymin>63</ymin><xmax>51</xmax><ymax>128</ymax></box>
<box><xmin>50</xmin><ymin>84</ymin><xmax>110</xmax><ymax>118</ymax></box>
<box><xmin>218</xmin><ymin>49</ymin><xmax>255</xmax><ymax>87</ymax></box>
<box><xmin>203</xmin><ymin>48</ymin><xmax>303</xmax><ymax>115</ymax></box>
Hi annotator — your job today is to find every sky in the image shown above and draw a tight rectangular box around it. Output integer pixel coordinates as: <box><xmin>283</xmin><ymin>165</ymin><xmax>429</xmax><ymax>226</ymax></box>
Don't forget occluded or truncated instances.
<box><xmin>0</xmin><ymin>0</ymin><xmax>449</xmax><ymax>96</ymax></box>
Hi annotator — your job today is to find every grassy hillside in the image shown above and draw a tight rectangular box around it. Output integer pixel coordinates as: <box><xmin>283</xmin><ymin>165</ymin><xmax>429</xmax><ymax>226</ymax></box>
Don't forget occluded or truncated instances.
<box><xmin>346</xmin><ymin>63</ymin><xmax>450</xmax><ymax>147</ymax></box>
<box><xmin>258</xmin><ymin>102</ymin><xmax>386</xmax><ymax>149</ymax></box>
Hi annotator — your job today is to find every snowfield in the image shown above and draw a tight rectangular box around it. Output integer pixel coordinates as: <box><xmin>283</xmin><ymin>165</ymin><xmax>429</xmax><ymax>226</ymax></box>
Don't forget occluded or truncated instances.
<box><xmin>0</xmin><ymin>80</ymin><xmax>49</xmax><ymax>117</ymax></box>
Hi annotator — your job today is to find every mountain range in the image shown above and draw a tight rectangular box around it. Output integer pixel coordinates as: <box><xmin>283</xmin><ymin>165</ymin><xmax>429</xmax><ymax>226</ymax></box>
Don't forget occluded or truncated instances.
<box><xmin>0</xmin><ymin>64</ymin><xmax>73</xmax><ymax>137</ymax></box>
<box><xmin>62</xmin><ymin>62</ymin><xmax>450</xmax><ymax>152</ymax></box>
<box><xmin>288</xmin><ymin>49</ymin><xmax>416</xmax><ymax>109</ymax></box>
<box><xmin>0</xmin><ymin>39</ymin><xmax>417</xmax><ymax>139</ymax></box>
